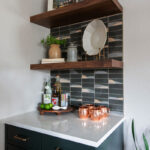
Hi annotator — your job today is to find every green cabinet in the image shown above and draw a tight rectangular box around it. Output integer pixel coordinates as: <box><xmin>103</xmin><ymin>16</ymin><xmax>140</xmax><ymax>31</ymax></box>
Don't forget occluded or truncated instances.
<box><xmin>5</xmin><ymin>125</ymin><xmax>41</xmax><ymax>150</ymax></box>
<box><xmin>5</xmin><ymin>124</ymin><xmax>123</xmax><ymax>150</ymax></box>
<box><xmin>7</xmin><ymin>144</ymin><xmax>24</xmax><ymax>150</ymax></box>
<box><xmin>43</xmin><ymin>134</ymin><xmax>94</xmax><ymax>150</ymax></box>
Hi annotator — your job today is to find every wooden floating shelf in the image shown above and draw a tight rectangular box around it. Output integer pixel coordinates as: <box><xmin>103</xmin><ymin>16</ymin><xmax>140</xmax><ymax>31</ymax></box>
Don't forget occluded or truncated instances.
<box><xmin>30</xmin><ymin>59</ymin><xmax>123</xmax><ymax>70</ymax></box>
<box><xmin>30</xmin><ymin>0</ymin><xmax>122</xmax><ymax>28</ymax></box>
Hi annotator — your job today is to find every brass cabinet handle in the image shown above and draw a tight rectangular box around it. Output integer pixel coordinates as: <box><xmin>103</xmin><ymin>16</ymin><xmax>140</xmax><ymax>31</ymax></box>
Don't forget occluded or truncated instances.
<box><xmin>13</xmin><ymin>135</ymin><xmax>29</xmax><ymax>142</ymax></box>
<box><xmin>56</xmin><ymin>147</ymin><xmax>61</xmax><ymax>150</ymax></box>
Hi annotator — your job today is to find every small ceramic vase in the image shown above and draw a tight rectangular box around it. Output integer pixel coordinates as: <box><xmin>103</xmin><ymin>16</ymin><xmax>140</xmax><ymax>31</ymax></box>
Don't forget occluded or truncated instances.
<box><xmin>49</xmin><ymin>44</ymin><xmax>61</xmax><ymax>59</ymax></box>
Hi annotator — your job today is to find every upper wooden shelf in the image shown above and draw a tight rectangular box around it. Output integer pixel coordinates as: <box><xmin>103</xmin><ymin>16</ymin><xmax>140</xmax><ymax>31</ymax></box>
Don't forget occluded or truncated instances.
<box><xmin>30</xmin><ymin>0</ymin><xmax>122</xmax><ymax>28</ymax></box>
<box><xmin>30</xmin><ymin>59</ymin><xmax>123</xmax><ymax>70</ymax></box>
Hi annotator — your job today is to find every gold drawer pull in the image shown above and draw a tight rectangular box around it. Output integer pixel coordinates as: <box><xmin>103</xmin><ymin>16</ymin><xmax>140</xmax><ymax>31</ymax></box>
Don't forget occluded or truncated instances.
<box><xmin>14</xmin><ymin>135</ymin><xmax>29</xmax><ymax>142</ymax></box>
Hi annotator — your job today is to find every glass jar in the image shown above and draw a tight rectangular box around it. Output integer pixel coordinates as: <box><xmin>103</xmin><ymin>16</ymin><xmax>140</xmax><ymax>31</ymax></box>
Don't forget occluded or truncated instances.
<box><xmin>67</xmin><ymin>43</ymin><xmax>78</xmax><ymax>62</ymax></box>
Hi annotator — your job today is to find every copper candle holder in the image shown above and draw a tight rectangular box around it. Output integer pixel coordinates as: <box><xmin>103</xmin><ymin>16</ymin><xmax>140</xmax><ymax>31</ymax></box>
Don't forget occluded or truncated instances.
<box><xmin>98</xmin><ymin>106</ymin><xmax>110</xmax><ymax>118</ymax></box>
<box><xmin>90</xmin><ymin>108</ymin><xmax>103</xmax><ymax>121</ymax></box>
<box><xmin>79</xmin><ymin>106</ymin><xmax>89</xmax><ymax>119</ymax></box>
<box><xmin>78</xmin><ymin>105</ymin><xmax>110</xmax><ymax>121</ymax></box>
<box><xmin>85</xmin><ymin>104</ymin><xmax>95</xmax><ymax>117</ymax></box>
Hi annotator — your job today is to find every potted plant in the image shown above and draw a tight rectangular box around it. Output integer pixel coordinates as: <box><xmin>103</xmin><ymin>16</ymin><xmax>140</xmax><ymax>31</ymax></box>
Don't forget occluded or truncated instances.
<box><xmin>41</xmin><ymin>35</ymin><xmax>66</xmax><ymax>59</ymax></box>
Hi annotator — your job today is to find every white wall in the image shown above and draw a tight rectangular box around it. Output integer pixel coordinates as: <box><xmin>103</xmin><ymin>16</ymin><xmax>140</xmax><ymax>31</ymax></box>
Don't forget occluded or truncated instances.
<box><xmin>0</xmin><ymin>0</ymin><xmax>49</xmax><ymax>150</ymax></box>
<box><xmin>121</xmin><ymin>0</ymin><xmax>150</xmax><ymax>149</ymax></box>
<box><xmin>0</xmin><ymin>0</ymin><xmax>49</xmax><ymax>149</ymax></box>
<box><xmin>0</xmin><ymin>0</ymin><xmax>50</xmax><ymax>119</ymax></box>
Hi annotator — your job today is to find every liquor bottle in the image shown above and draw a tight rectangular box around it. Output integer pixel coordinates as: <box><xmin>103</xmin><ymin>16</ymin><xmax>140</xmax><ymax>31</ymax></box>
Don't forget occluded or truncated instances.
<box><xmin>55</xmin><ymin>75</ymin><xmax>61</xmax><ymax>106</ymax></box>
<box><xmin>53</xmin><ymin>0</ymin><xmax>57</xmax><ymax>9</ymax></box>
<box><xmin>52</xmin><ymin>85</ymin><xmax>59</xmax><ymax>106</ymax></box>
<box><xmin>43</xmin><ymin>81</ymin><xmax>52</xmax><ymax>104</ymax></box>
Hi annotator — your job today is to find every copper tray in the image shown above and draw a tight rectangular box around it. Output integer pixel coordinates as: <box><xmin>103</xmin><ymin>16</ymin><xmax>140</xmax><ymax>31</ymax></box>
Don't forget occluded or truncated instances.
<box><xmin>39</xmin><ymin>107</ymin><xmax>74</xmax><ymax>115</ymax></box>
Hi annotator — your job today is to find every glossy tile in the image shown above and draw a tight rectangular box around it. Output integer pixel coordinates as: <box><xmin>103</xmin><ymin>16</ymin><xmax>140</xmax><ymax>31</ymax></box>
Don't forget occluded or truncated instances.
<box><xmin>95</xmin><ymin>79</ymin><xmax>108</xmax><ymax>84</ymax></box>
<box><xmin>95</xmin><ymin>84</ymin><xmax>109</xmax><ymax>89</ymax></box>
<box><xmin>82</xmin><ymin>93</ymin><xmax>94</xmax><ymax>98</ymax></box>
<box><xmin>109</xmin><ymin>74</ymin><xmax>123</xmax><ymax>79</ymax></box>
<box><xmin>109</xmin><ymin>84</ymin><xmax>123</xmax><ymax>89</ymax></box>
<box><xmin>95</xmin><ymin>74</ymin><xmax>108</xmax><ymax>78</ymax></box>
<box><xmin>109</xmin><ymin>14</ymin><xmax>122</xmax><ymax>22</ymax></box>
<box><xmin>71</xmin><ymin>74</ymin><xmax>82</xmax><ymax>79</ymax></box>
<box><xmin>95</xmin><ymin>88</ymin><xmax>108</xmax><ymax>94</ymax></box>
<box><xmin>71</xmin><ymin>78</ymin><xmax>81</xmax><ymax>84</ymax></box>
<box><xmin>82</xmin><ymin>97</ymin><xmax>94</xmax><ymax>103</ymax></box>
<box><xmin>71</xmin><ymin>87</ymin><xmax>82</xmax><ymax>92</ymax></box>
<box><xmin>95</xmin><ymin>93</ymin><xmax>108</xmax><ymax>99</ymax></box>
<box><xmin>109</xmin><ymin>104</ymin><xmax>123</xmax><ymax>112</ymax></box>
<box><xmin>82</xmin><ymin>79</ymin><xmax>94</xmax><ymax>83</ymax></box>
<box><xmin>109</xmin><ymin>89</ymin><xmax>123</xmax><ymax>95</ymax></box>
<box><xmin>82</xmin><ymin>83</ymin><xmax>94</xmax><ymax>88</ymax></box>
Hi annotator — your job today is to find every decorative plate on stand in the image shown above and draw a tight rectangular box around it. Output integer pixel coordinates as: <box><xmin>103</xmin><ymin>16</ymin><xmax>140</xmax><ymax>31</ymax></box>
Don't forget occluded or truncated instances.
<box><xmin>82</xmin><ymin>19</ymin><xmax>107</xmax><ymax>56</ymax></box>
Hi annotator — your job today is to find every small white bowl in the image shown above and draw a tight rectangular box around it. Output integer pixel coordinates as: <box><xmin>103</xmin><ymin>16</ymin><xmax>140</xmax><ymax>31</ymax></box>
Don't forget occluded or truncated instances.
<box><xmin>52</xmin><ymin>106</ymin><xmax>60</xmax><ymax>110</ymax></box>
<box><xmin>61</xmin><ymin>107</ymin><xmax>67</xmax><ymax>110</ymax></box>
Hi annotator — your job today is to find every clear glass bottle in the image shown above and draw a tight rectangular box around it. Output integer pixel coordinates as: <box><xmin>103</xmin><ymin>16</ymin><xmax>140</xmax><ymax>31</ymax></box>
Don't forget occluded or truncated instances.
<box><xmin>43</xmin><ymin>80</ymin><xmax>52</xmax><ymax>104</ymax></box>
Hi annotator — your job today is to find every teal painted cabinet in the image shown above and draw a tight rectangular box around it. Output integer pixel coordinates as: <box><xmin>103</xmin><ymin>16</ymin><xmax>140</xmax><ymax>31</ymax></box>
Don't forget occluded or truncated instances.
<box><xmin>43</xmin><ymin>134</ymin><xmax>94</xmax><ymax>150</ymax></box>
<box><xmin>5</xmin><ymin>125</ymin><xmax>42</xmax><ymax>150</ymax></box>
<box><xmin>5</xmin><ymin>124</ymin><xmax>123</xmax><ymax>150</ymax></box>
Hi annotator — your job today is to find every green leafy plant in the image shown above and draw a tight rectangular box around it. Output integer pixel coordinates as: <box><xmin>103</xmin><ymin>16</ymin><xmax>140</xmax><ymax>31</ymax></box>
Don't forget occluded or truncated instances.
<box><xmin>132</xmin><ymin>120</ymin><xmax>138</xmax><ymax>150</ymax></box>
<box><xmin>132</xmin><ymin>119</ymin><xmax>149</xmax><ymax>150</ymax></box>
<box><xmin>143</xmin><ymin>134</ymin><xmax>149</xmax><ymax>150</ymax></box>
<box><xmin>41</xmin><ymin>35</ymin><xmax>66</xmax><ymax>47</ymax></box>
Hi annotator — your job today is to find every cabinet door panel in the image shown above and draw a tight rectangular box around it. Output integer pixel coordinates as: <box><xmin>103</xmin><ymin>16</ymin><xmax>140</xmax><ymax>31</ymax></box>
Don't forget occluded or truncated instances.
<box><xmin>5</xmin><ymin>124</ymin><xmax>42</xmax><ymax>150</ymax></box>
<box><xmin>7</xmin><ymin>144</ymin><xmax>24</xmax><ymax>150</ymax></box>
<box><xmin>43</xmin><ymin>135</ymin><xmax>95</xmax><ymax>150</ymax></box>
<box><xmin>97</xmin><ymin>124</ymin><xmax>123</xmax><ymax>150</ymax></box>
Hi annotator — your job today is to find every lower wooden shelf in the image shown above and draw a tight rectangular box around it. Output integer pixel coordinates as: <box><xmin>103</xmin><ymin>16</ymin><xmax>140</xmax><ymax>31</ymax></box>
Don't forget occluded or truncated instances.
<box><xmin>30</xmin><ymin>59</ymin><xmax>123</xmax><ymax>70</ymax></box>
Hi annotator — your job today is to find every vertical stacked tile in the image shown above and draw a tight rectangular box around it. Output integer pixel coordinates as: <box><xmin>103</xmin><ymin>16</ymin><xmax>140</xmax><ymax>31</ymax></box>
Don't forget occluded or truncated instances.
<box><xmin>108</xmin><ymin>14</ymin><xmax>123</xmax><ymax>61</ymax></box>
<box><xmin>50</xmin><ymin>13</ymin><xmax>123</xmax><ymax>113</ymax></box>
<box><xmin>94</xmin><ymin>69</ymin><xmax>109</xmax><ymax>107</ymax></box>
<box><xmin>108</xmin><ymin>14</ymin><xmax>123</xmax><ymax>112</ymax></box>
<box><xmin>82</xmin><ymin>70</ymin><xmax>95</xmax><ymax>105</ymax></box>
<box><xmin>108</xmin><ymin>69</ymin><xmax>123</xmax><ymax>112</ymax></box>
<box><xmin>70</xmin><ymin>70</ymin><xmax>82</xmax><ymax>106</ymax></box>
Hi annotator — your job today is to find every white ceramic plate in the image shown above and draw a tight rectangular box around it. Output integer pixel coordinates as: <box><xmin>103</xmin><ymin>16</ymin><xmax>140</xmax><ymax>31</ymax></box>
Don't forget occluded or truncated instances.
<box><xmin>82</xmin><ymin>19</ymin><xmax>107</xmax><ymax>56</ymax></box>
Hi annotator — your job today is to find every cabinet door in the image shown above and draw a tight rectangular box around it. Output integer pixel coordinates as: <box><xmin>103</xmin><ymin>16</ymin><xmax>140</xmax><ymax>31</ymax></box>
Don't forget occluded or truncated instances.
<box><xmin>7</xmin><ymin>144</ymin><xmax>24</xmax><ymax>150</ymax></box>
<box><xmin>5</xmin><ymin>124</ymin><xmax>42</xmax><ymax>150</ymax></box>
<box><xmin>42</xmin><ymin>134</ymin><xmax>95</xmax><ymax>150</ymax></box>
<box><xmin>97</xmin><ymin>124</ymin><xmax>123</xmax><ymax>150</ymax></box>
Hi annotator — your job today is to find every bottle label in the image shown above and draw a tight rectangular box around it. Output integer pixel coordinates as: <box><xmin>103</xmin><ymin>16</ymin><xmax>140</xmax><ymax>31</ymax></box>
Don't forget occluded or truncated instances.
<box><xmin>61</xmin><ymin>94</ymin><xmax>66</xmax><ymax>107</ymax></box>
<box><xmin>43</xmin><ymin>94</ymin><xmax>51</xmax><ymax>104</ymax></box>
<box><xmin>52</xmin><ymin>97</ymin><xmax>59</xmax><ymax>106</ymax></box>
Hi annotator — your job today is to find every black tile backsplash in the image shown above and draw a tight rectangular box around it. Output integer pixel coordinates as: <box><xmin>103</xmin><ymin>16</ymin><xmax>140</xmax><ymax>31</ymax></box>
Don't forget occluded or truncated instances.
<box><xmin>51</xmin><ymin>68</ymin><xmax>123</xmax><ymax>112</ymax></box>
<box><xmin>50</xmin><ymin>13</ymin><xmax>123</xmax><ymax>112</ymax></box>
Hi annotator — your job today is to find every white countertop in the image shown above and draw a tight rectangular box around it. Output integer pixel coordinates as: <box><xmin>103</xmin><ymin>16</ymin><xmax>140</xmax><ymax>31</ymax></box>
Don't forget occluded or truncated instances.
<box><xmin>5</xmin><ymin>111</ymin><xmax>125</xmax><ymax>148</ymax></box>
